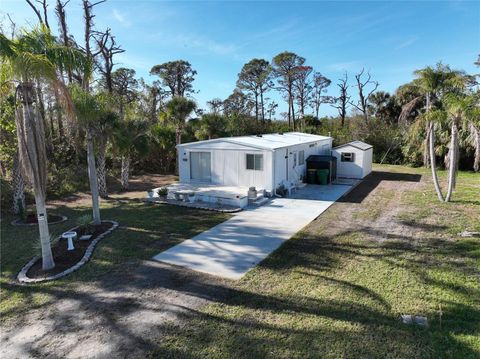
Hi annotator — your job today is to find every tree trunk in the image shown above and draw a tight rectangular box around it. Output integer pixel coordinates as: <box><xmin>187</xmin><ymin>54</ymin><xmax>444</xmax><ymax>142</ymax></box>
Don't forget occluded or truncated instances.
<box><xmin>424</xmin><ymin>93</ymin><xmax>432</xmax><ymax>169</ymax></box>
<box><xmin>97</xmin><ymin>137</ymin><xmax>108</xmax><ymax>198</ymax></box>
<box><xmin>12</xmin><ymin>150</ymin><xmax>26</xmax><ymax>215</ymax></box>
<box><xmin>175</xmin><ymin>127</ymin><xmax>182</xmax><ymax>175</ymax></box>
<box><xmin>16</xmin><ymin>83</ymin><xmax>55</xmax><ymax>270</ymax></box>
<box><xmin>471</xmin><ymin>122</ymin><xmax>480</xmax><ymax>172</ymax></box>
<box><xmin>423</xmin><ymin>122</ymin><xmax>430</xmax><ymax>168</ymax></box>
<box><xmin>287</xmin><ymin>89</ymin><xmax>292</xmax><ymax>129</ymax></box>
<box><xmin>86</xmin><ymin>129</ymin><xmax>101</xmax><ymax>225</ymax></box>
<box><xmin>254</xmin><ymin>92</ymin><xmax>259</xmax><ymax>123</ymax></box>
<box><xmin>291</xmin><ymin>98</ymin><xmax>296</xmax><ymax>131</ymax></box>
<box><xmin>445</xmin><ymin>120</ymin><xmax>459</xmax><ymax>202</ymax></box>
<box><xmin>428</xmin><ymin>121</ymin><xmax>445</xmax><ymax>202</ymax></box>
<box><xmin>54</xmin><ymin>92</ymin><xmax>64</xmax><ymax>141</ymax></box>
<box><xmin>260</xmin><ymin>90</ymin><xmax>265</xmax><ymax>122</ymax></box>
<box><xmin>48</xmin><ymin>103</ymin><xmax>55</xmax><ymax>140</ymax></box>
<box><xmin>121</xmin><ymin>155</ymin><xmax>130</xmax><ymax>190</ymax></box>
<box><xmin>34</xmin><ymin>191</ymin><xmax>55</xmax><ymax>270</ymax></box>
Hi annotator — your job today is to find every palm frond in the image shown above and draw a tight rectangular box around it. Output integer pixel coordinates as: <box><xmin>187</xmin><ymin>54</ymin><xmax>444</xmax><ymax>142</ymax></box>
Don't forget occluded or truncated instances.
<box><xmin>398</xmin><ymin>95</ymin><xmax>422</xmax><ymax>124</ymax></box>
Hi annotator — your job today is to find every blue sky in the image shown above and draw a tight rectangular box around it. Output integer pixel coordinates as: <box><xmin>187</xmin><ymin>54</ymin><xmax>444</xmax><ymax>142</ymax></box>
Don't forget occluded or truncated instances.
<box><xmin>1</xmin><ymin>0</ymin><xmax>479</xmax><ymax>117</ymax></box>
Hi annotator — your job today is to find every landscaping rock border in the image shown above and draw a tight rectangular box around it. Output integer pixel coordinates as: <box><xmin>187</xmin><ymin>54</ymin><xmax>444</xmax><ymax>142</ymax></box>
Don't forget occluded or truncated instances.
<box><xmin>11</xmin><ymin>215</ymin><xmax>68</xmax><ymax>226</ymax></box>
<box><xmin>17</xmin><ymin>220</ymin><xmax>119</xmax><ymax>283</ymax></box>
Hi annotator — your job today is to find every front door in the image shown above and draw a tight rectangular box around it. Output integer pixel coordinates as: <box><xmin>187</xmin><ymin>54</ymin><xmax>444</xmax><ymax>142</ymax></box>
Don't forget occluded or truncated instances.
<box><xmin>190</xmin><ymin>152</ymin><xmax>211</xmax><ymax>181</ymax></box>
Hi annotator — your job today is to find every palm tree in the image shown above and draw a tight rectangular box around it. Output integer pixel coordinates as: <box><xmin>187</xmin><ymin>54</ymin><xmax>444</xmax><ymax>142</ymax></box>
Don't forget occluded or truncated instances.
<box><xmin>443</xmin><ymin>94</ymin><xmax>474</xmax><ymax>202</ymax></box>
<box><xmin>162</xmin><ymin>96</ymin><xmax>197</xmax><ymax>146</ymax></box>
<box><xmin>468</xmin><ymin>94</ymin><xmax>480</xmax><ymax>172</ymax></box>
<box><xmin>71</xmin><ymin>85</ymin><xmax>105</xmax><ymax>224</ymax></box>
<box><xmin>0</xmin><ymin>26</ymin><xmax>88</xmax><ymax>270</ymax></box>
<box><xmin>96</xmin><ymin>108</ymin><xmax>118</xmax><ymax>198</ymax></box>
<box><xmin>400</xmin><ymin>64</ymin><xmax>464</xmax><ymax>202</ymax></box>
<box><xmin>112</xmin><ymin>119</ymin><xmax>150</xmax><ymax>190</ymax></box>
<box><xmin>161</xmin><ymin>96</ymin><xmax>196</xmax><ymax>174</ymax></box>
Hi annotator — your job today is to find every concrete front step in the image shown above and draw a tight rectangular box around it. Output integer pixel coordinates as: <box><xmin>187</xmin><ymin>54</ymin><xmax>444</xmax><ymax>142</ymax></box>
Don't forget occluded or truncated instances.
<box><xmin>249</xmin><ymin>196</ymin><xmax>270</xmax><ymax>207</ymax></box>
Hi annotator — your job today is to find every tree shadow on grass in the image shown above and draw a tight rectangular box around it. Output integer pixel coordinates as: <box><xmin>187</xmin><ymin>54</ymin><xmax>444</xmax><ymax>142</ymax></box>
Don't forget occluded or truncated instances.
<box><xmin>2</xmin><ymin>193</ymin><xmax>479</xmax><ymax>358</ymax></box>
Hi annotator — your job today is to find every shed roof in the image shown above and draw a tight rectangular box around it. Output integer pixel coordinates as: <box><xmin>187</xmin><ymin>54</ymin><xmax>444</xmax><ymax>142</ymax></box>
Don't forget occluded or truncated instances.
<box><xmin>177</xmin><ymin>132</ymin><xmax>331</xmax><ymax>151</ymax></box>
<box><xmin>334</xmin><ymin>140</ymin><xmax>372</xmax><ymax>151</ymax></box>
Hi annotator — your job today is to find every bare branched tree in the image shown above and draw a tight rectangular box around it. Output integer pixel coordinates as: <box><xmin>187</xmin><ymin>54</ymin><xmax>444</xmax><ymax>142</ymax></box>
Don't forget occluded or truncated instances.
<box><xmin>25</xmin><ymin>0</ymin><xmax>50</xmax><ymax>29</ymax></box>
<box><xmin>348</xmin><ymin>68</ymin><xmax>379</xmax><ymax>122</ymax></box>
<box><xmin>81</xmin><ymin>0</ymin><xmax>106</xmax><ymax>223</ymax></box>
<box><xmin>309</xmin><ymin>72</ymin><xmax>331</xmax><ymax>119</ymax></box>
<box><xmin>332</xmin><ymin>72</ymin><xmax>350</xmax><ymax>127</ymax></box>
<box><xmin>55</xmin><ymin>0</ymin><xmax>73</xmax><ymax>82</ymax></box>
<box><xmin>94</xmin><ymin>28</ymin><xmax>124</xmax><ymax>94</ymax></box>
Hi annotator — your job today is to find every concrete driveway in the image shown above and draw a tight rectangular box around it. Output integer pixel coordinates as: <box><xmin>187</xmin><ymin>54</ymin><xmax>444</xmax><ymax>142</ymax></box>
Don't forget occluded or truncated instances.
<box><xmin>153</xmin><ymin>184</ymin><xmax>353</xmax><ymax>279</ymax></box>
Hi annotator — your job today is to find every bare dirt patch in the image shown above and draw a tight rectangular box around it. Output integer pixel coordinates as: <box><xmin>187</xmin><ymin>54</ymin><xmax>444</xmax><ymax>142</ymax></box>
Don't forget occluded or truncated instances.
<box><xmin>47</xmin><ymin>173</ymin><xmax>177</xmax><ymax>208</ymax></box>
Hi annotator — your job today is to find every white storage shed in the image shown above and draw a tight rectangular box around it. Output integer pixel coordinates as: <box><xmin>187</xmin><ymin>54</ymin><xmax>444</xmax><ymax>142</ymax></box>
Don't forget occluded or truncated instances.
<box><xmin>177</xmin><ymin>132</ymin><xmax>332</xmax><ymax>193</ymax></box>
<box><xmin>332</xmin><ymin>141</ymin><xmax>373</xmax><ymax>179</ymax></box>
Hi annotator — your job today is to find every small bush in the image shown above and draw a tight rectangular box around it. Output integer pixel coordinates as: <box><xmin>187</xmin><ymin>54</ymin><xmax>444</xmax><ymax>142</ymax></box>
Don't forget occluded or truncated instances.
<box><xmin>157</xmin><ymin>187</ymin><xmax>168</xmax><ymax>196</ymax></box>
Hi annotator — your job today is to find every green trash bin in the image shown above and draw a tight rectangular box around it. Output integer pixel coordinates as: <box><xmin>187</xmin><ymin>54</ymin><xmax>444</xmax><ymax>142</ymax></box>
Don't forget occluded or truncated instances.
<box><xmin>307</xmin><ymin>169</ymin><xmax>316</xmax><ymax>184</ymax></box>
<box><xmin>316</xmin><ymin>169</ymin><xmax>329</xmax><ymax>185</ymax></box>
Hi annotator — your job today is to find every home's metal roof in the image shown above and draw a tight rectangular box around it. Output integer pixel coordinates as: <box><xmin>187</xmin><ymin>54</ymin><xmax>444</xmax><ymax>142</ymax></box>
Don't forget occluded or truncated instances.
<box><xmin>334</xmin><ymin>140</ymin><xmax>373</xmax><ymax>151</ymax></box>
<box><xmin>177</xmin><ymin>132</ymin><xmax>331</xmax><ymax>150</ymax></box>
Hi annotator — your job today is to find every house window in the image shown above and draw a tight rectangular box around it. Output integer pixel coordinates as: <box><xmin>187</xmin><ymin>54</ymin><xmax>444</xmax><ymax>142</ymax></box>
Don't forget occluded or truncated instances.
<box><xmin>246</xmin><ymin>154</ymin><xmax>263</xmax><ymax>171</ymax></box>
<box><xmin>298</xmin><ymin>150</ymin><xmax>305</xmax><ymax>165</ymax></box>
<box><xmin>341</xmin><ymin>152</ymin><xmax>355</xmax><ymax>162</ymax></box>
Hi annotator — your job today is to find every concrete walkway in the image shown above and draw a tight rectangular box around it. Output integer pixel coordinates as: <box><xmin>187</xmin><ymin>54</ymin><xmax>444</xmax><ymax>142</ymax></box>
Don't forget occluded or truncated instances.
<box><xmin>153</xmin><ymin>184</ymin><xmax>353</xmax><ymax>279</ymax></box>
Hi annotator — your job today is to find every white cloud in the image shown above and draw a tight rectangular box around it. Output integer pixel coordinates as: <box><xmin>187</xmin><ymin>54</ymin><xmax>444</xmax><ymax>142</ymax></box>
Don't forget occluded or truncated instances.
<box><xmin>395</xmin><ymin>37</ymin><xmax>418</xmax><ymax>50</ymax></box>
<box><xmin>150</xmin><ymin>31</ymin><xmax>238</xmax><ymax>57</ymax></box>
<box><xmin>327</xmin><ymin>61</ymin><xmax>359</xmax><ymax>72</ymax></box>
<box><xmin>112</xmin><ymin>9</ymin><xmax>131</xmax><ymax>27</ymax></box>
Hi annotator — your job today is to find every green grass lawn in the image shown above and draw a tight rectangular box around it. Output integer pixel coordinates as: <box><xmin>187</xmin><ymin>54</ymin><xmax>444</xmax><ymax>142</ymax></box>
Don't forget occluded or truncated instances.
<box><xmin>0</xmin><ymin>200</ymin><xmax>229</xmax><ymax>321</ymax></box>
<box><xmin>148</xmin><ymin>165</ymin><xmax>480</xmax><ymax>359</ymax></box>
<box><xmin>1</xmin><ymin>165</ymin><xmax>479</xmax><ymax>358</ymax></box>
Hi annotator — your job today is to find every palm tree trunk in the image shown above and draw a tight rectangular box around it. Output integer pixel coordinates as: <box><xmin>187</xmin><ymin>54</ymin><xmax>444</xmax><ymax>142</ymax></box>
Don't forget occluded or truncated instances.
<box><xmin>445</xmin><ymin>120</ymin><xmax>459</xmax><ymax>202</ymax></box>
<box><xmin>16</xmin><ymin>84</ymin><xmax>54</xmax><ymax>270</ymax></box>
<box><xmin>471</xmin><ymin>122</ymin><xmax>480</xmax><ymax>172</ymax></box>
<box><xmin>428</xmin><ymin>121</ymin><xmax>445</xmax><ymax>202</ymax></box>
<box><xmin>121</xmin><ymin>155</ymin><xmax>130</xmax><ymax>190</ymax></box>
<box><xmin>12</xmin><ymin>150</ymin><xmax>25</xmax><ymax>215</ymax></box>
<box><xmin>423</xmin><ymin>122</ymin><xmax>430</xmax><ymax>168</ymax></box>
<box><xmin>86</xmin><ymin>129</ymin><xmax>101</xmax><ymax>225</ymax></box>
<box><xmin>175</xmin><ymin>127</ymin><xmax>181</xmax><ymax>175</ymax></box>
<box><xmin>34</xmin><ymin>190</ymin><xmax>55</xmax><ymax>270</ymax></box>
<box><xmin>97</xmin><ymin>137</ymin><xmax>108</xmax><ymax>198</ymax></box>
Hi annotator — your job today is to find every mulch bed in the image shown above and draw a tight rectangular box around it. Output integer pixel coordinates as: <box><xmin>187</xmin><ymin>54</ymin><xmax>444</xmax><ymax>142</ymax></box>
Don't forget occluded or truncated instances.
<box><xmin>26</xmin><ymin>222</ymin><xmax>113</xmax><ymax>279</ymax></box>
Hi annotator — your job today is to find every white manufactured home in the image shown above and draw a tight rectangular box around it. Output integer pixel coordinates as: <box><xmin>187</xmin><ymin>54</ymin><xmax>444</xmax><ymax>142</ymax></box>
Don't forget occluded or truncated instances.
<box><xmin>332</xmin><ymin>140</ymin><xmax>373</xmax><ymax>179</ymax></box>
<box><xmin>176</xmin><ymin>132</ymin><xmax>331</xmax><ymax>197</ymax></box>
<box><xmin>168</xmin><ymin>133</ymin><xmax>372</xmax><ymax>209</ymax></box>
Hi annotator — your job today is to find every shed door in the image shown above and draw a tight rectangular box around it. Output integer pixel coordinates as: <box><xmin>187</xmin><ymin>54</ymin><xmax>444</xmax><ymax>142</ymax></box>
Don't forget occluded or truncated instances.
<box><xmin>190</xmin><ymin>152</ymin><xmax>211</xmax><ymax>181</ymax></box>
